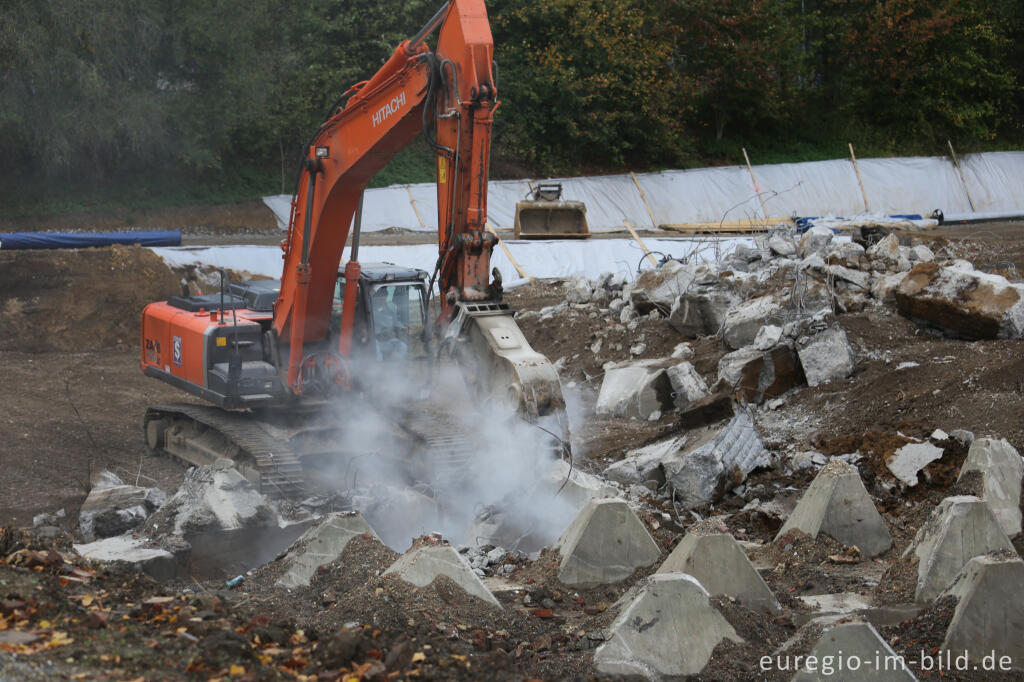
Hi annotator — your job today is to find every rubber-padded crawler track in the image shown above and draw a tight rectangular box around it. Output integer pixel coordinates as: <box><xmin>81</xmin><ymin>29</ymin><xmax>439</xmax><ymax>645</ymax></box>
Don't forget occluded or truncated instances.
<box><xmin>145</xmin><ymin>404</ymin><xmax>304</xmax><ymax>498</ymax></box>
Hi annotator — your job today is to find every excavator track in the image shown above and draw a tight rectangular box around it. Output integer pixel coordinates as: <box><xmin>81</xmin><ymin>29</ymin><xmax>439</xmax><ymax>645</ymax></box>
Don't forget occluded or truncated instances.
<box><xmin>144</xmin><ymin>404</ymin><xmax>304</xmax><ymax>499</ymax></box>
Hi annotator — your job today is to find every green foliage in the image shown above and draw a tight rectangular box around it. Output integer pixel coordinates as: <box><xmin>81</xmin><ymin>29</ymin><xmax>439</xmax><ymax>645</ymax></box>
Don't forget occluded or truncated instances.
<box><xmin>0</xmin><ymin>0</ymin><xmax>1021</xmax><ymax>217</ymax></box>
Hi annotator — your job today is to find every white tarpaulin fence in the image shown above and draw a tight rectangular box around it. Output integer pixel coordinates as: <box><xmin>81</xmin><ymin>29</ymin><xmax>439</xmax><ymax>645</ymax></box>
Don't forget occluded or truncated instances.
<box><xmin>152</xmin><ymin>237</ymin><xmax>755</xmax><ymax>287</ymax></box>
<box><xmin>263</xmin><ymin>151</ymin><xmax>1024</xmax><ymax>233</ymax></box>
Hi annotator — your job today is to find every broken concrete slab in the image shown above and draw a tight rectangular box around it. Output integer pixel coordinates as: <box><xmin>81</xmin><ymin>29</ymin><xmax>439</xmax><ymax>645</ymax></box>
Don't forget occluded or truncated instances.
<box><xmin>958</xmin><ymin>438</ymin><xmax>1023</xmax><ymax>537</ymax></box>
<box><xmin>905</xmin><ymin>495</ymin><xmax>1015</xmax><ymax>602</ymax></box>
<box><xmin>796</xmin><ymin>326</ymin><xmax>855</xmax><ymax>387</ymax></box>
<box><xmin>276</xmin><ymin>512</ymin><xmax>380</xmax><ymax>588</ymax></box>
<box><xmin>825</xmin><ymin>241</ymin><xmax>867</xmax><ymax>269</ymax></box>
<box><xmin>677</xmin><ymin>389</ymin><xmax>735</xmax><ymax>429</ymax></box>
<box><xmin>666</xmin><ymin>361</ymin><xmax>709</xmax><ymax>409</ymax></box>
<box><xmin>543</xmin><ymin>459</ymin><xmax>620</xmax><ymax>510</ymax></box>
<box><xmin>604</xmin><ymin>435</ymin><xmax>687</xmax><ymax>487</ymax></box>
<box><xmin>384</xmin><ymin>543</ymin><xmax>501</xmax><ymax>608</ymax></box>
<box><xmin>940</xmin><ymin>554</ymin><xmax>1024</xmax><ymax>669</ymax></box>
<box><xmin>753</xmin><ymin>324</ymin><xmax>783</xmax><ymax>350</ymax></box>
<box><xmin>910</xmin><ymin>244</ymin><xmax>935</xmax><ymax>262</ymax></box>
<box><xmin>722</xmin><ymin>295</ymin><xmax>785</xmax><ymax>350</ymax></box>
<box><xmin>825</xmin><ymin>264</ymin><xmax>872</xmax><ymax>291</ymax></box>
<box><xmin>887</xmin><ymin>442</ymin><xmax>944</xmax><ymax>487</ymax></box>
<box><xmin>145</xmin><ymin>459</ymin><xmax>279</xmax><ymax>536</ymax></box>
<box><xmin>595</xmin><ymin>359</ymin><xmax>673</xmax><ymax>419</ymax></box>
<box><xmin>768</xmin><ymin>232</ymin><xmax>797</xmax><ymax>257</ymax></box>
<box><xmin>718</xmin><ymin>344</ymin><xmax>803</xmax><ymax>404</ymax></box>
<box><xmin>668</xmin><ymin>289</ymin><xmax>738</xmax><ymax>338</ymax></box>
<box><xmin>629</xmin><ymin>260</ymin><xmax>700</xmax><ymax>312</ymax></box>
<box><xmin>895</xmin><ymin>263</ymin><xmax>1024</xmax><ymax>339</ymax></box>
<box><xmin>563</xmin><ymin>276</ymin><xmax>592</xmax><ymax>304</ymax></box>
<box><xmin>594</xmin><ymin>573</ymin><xmax>741</xmax><ymax>678</ymax></box>
<box><xmin>867</xmin><ymin>232</ymin><xmax>901</xmax><ymax>265</ymax></box>
<box><xmin>799</xmin><ymin>225</ymin><xmax>835</xmax><ymax>258</ymax></box>
<box><xmin>776</xmin><ymin>459</ymin><xmax>892</xmax><ymax>556</ymax></box>
<box><xmin>793</xmin><ymin>621</ymin><xmax>917</xmax><ymax>681</ymax></box>
<box><xmin>663</xmin><ymin>409</ymin><xmax>770</xmax><ymax>508</ymax></box>
<box><xmin>74</xmin><ymin>535</ymin><xmax>178</xmax><ymax>582</ymax></box>
<box><xmin>871</xmin><ymin>272</ymin><xmax>906</xmax><ymax>303</ymax></box>
<box><xmin>79</xmin><ymin>471</ymin><xmax>166</xmax><ymax>541</ymax></box>
<box><xmin>657</xmin><ymin>532</ymin><xmax>780</xmax><ymax>614</ymax></box>
<box><xmin>554</xmin><ymin>498</ymin><xmax>660</xmax><ymax>587</ymax></box>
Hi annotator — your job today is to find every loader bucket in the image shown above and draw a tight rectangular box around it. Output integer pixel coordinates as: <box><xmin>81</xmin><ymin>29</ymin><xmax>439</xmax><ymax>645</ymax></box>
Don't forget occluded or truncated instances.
<box><xmin>513</xmin><ymin>200</ymin><xmax>589</xmax><ymax>239</ymax></box>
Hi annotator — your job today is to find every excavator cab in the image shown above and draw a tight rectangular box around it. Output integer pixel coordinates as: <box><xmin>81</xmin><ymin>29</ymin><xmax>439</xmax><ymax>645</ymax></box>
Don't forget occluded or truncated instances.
<box><xmin>331</xmin><ymin>262</ymin><xmax>431</xmax><ymax>372</ymax></box>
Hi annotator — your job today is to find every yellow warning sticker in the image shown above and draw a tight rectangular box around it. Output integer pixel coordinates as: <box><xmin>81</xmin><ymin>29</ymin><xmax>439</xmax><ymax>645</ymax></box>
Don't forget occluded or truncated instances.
<box><xmin>216</xmin><ymin>336</ymin><xmax>227</xmax><ymax>347</ymax></box>
<box><xmin>437</xmin><ymin>157</ymin><xmax>447</xmax><ymax>184</ymax></box>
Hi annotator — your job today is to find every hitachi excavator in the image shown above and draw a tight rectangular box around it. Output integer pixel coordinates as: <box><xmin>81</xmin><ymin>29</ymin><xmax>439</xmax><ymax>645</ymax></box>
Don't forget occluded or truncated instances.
<box><xmin>139</xmin><ymin>0</ymin><xmax>567</xmax><ymax>497</ymax></box>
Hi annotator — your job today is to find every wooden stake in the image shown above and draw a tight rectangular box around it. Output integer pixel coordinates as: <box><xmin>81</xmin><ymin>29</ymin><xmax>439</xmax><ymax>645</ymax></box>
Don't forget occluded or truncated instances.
<box><xmin>405</xmin><ymin>186</ymin><xmax>427</xmax><ymax>229</ymax></box>
<box><xmin>742</xmin><ymin>148</ymin><xmax>770</xmax><ymax>222</ymax></box>
<box><xmin>630</xmin><ymin>172</ymin><xmax>658</xmax><ymax>229</ymax></box>
<box><xmin>947</xmin><ymin>140</ymin><xmax>977</xmax><ymax>213</ymax></box>
<box><xmin>624</xmin><ymin>219</ymin><xmax>659</xmax><ymax>268</ymax></box>
<box><xmin>848</xmin><ymin>143</ymin><xmax>870</xmax><ymax>213</ymax></box>
<box><xmin>485</xmin><ymin>222</ymin><xmax>531</xmax><ymax>281</ymax></box>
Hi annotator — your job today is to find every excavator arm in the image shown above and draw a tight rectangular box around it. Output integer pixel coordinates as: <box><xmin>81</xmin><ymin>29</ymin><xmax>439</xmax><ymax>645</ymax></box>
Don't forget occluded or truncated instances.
<box><xmin>274</xmin><ymin>0</ymin><xmax>501</xmax><ymax>393</ymax></box>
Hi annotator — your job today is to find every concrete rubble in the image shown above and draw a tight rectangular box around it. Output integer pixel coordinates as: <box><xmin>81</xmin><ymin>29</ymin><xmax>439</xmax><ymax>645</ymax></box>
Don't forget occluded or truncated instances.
<box><xmin>722</xmin><ymin>295</ymin><xmax>784</xmax><ymax>350</ymax></box>
<box><xmin>777</xmin><ymin>459</ymin><xmax>892</xmax><ymax>556</ymax></box>
<box><xmin>275</xmin><ymin>512</ymin><xmax>380</xmax><ymax>588</ymax></box>
<box><xmin>904</xmin><ymin>495</ymin><xmax>1016</xmax><ymax>602</ymax></box>
<box><xmin>939</xmin><ymin>554</ymin><xmax>1024</xmax><ymax>669</ymax></box>
<box><xmin>887</xmin><ymin>442</ymin><xmax>944</xmax><ymax>487</ymax></box>
<box><xmin>657</xmin><ymin>531</ymin><xmax>780</xmax><ymax>614</ymax></box>
<box><xmin>793</xmin><ymin>621</ymin><xmax>917</xmax><ymax>681</ymax></box>
<box><xmin>78</xmin><ymin>470</ymin><xmax>166</xmax><ymax>540</ymax></box>
<box><xmin>603</xmin><ymin>435</ymin><xmax>687</xmax><ymax>488</ymax></box>
<box><xmin>554</xmin><ymin>498</ymin><xmax>660</xmax><ymax>587</ymax></box>
<box><xmin>383</xmin><ymin>542</ymin><xmax>501</xmax><ymax>608</ymax></box>
<box><xmin>665</xmin><ymin>361</ymin><xmax>709</xmax><ymax>409</ymax></box>
<box><xmin>629</xmin><ymin>260</ymin><xmax>700</xmax><ymax>312</ymax></box>
<box><xmin>595</xmin><ymin>359</ymin><xmax>673</xmax><ymax>419</ymax></box>
<box><xmin>145</xmin><ymin>458</ymin><xmax>280</xmax><ymax>536</ymax></box>
<box><xmin>593</xmin><ymin>573</ymin><xmax>742</xmax><ymax>678</ymax></box>
<box><xmin>662</xmin><ymin>409</ymin><xmax>770</xmax><ymax>508</ymax></box>
<box><xmin>795</xmin><ymin>326</ymin><xmax>856</xmax><ymax>387</ymax></box>
<box><xmin>958</xmin><ymin>437</ymin><xmax>1023</xmax><ymax>536</ymax></box>
<box><xmin>718</xmin><ymin>342</ymin><xmax>803</xmax><ymax>403</ymax></box>
<box><xmin>896</xmin><ymin>262</ymin><xmax>1024</xmax><ymax>339</ymax></box>
<box><xmin>73</xmin><ymin>535</ymin><xmax>178</xmax><ymax>582</ymax></box>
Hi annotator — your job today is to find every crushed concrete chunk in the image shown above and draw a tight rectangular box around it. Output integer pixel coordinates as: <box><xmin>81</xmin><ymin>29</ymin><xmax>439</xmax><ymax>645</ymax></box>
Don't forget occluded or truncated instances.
<box><xmin>657</xmin><ymin>532</ymin><xmax>780</xmax><ymax>614</ymax></box>
<box><xmin>663</xmin><ymin>410</ymin><xmax>769</xmax><ymax>508</ymax></box>
<box><xmin>563</xmin><ymin>276</ymin><xmax>592</xmax><ymax>303</ymax></box>
<box><xmin>145</xmin><ymin>459</ymin><xmax>278</xmax><ymax>536</ymax></box>
<box><xmin>630</xmin><ymin>260</ymin><xmax>699</xmax><ymax>312</ymax></box>
<box><xmin>555</xmin><ymin>498</ymin><xmax>660</xmax><ymax>587</ymax></box>
<box><xmin>910</xmin><ymin>244</ymin><xmax>935</xmax><ymax>262</ymax></box>
<box><xmin>777</xmin><ymin>459</ymin><xmax>892</xmax><ymax>556</ymax></box>
<box><xmin>595</xmin><ymin>360</ymin><xmax>673</xmax><ymax>419</ymax></box>
<box><xmin>668</xmin><ymin>289</ymin><xmax>738</xmax><ymax>338</ymax></box>
<box><xmin>887</xmin><ymin>442</ymin><xmax>944</xmax><ymax>487</ymax></box>
<box><xmin>594</xmin><ymin>573</ymin><xmax>741</xmax><ymax>678</ymax></box>
<box><xmin>796</xmin><ymin>326</ymin><xmax>855</xmax><ymax>387</ymax></box>
<box><xmin>666</xmin><ymin>361</ymin><xmax>709</xmax><ymax>409</ymax></box>
<box><xmin>718</xmin><ymin>344</ymin><xmax>803</xmax><ymax>404</ymax></box>
<box><xmin>905</xmin><ymin>495</ymin><xmax>1015</xmax><ymax>602</ymax></box>
<box><xmin>722</xmin><ymin>295</ymin><xmax>784</xmax><ymax>350</ymax></box>
<box><xmin>74</xmin><ymin>535</ymin><xmax>177</xmax><ymax>581</ymax></box>
<box><xmin>940</xmin><ymin>554</ymin><xmax>1024</xmax><ymax>669</ymax></box>
<box><xmin>799</xmin><ymin>225</ymin><xmax>834</xmax><ymax>258</ymax></box>
<box><xmin>604</xmin><ymin>435</ymin><xmax>686</xmax><ymax>487</ymax></box>
<box><xmin>871</xmin><ymin>272</ymin><xmax>906</xmax><ymax>303</ymax></box>
<box><xmin>79</xmin><ymin>471</ymin><xmax>165</xmax><ymax>540</ymax></box>
<box><xmin>276</xmin><ymin>513</ymin><xmax>380</xmax><ymax>588</ymax></box>
<box><xmin>768</xmin><ymin>232</ymin><xmax>797</xmax><ymax>257</ymax></box>
<box><xmin>868</xmin><ymin>233</ymin><xmax>901</xmax><ymax>264</ymax></box>
<box><xmin>384</xmin><ymin>543</ymin><xmax>501</xmax><ymax>608</ymax></box>
<box><xmin>958</xmin><ymin>438</ymin><xmax>1022</xmax><ymax>537</ymax></box>
<box><xmin>896</xmin><ymin>263</ymin><xmax>1024</xmax><ymax>339</ymax></box>
<box><xmin>793</xmin><ymin>621</ymin><xmax>916</xmax><ymax>681</ymax></box>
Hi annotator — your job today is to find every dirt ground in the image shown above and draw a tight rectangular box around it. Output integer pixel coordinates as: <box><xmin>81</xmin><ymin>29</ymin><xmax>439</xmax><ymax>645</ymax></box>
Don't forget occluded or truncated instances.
<box><xmin>0</xmin><ymin>218</ymin><xmax>1023</xmax><ymax>680</ymax></box>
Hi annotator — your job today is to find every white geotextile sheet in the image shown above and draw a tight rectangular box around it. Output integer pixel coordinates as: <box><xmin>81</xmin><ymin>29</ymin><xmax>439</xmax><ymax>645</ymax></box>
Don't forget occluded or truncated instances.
<box><xmin>262</xmin><ymin>151</ymin><xmax>1024</xmax><ymax>233</ymax></box>
<box><xmin>151</xmin><ymin>237</ymin><xmax>755</xmax><ymax>286</ymax></box>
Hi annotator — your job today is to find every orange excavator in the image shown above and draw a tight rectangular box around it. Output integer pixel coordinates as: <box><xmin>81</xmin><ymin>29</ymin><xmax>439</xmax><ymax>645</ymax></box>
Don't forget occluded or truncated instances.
<box><xmin>138</xmin><ymin>0</ymin><xmax>567</xmax><ymax>496</ymax></box>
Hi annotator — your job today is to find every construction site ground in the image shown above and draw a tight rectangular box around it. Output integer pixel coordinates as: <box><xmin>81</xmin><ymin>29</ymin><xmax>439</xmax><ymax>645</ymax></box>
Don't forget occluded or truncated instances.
<box><xmin>1</xmin><ymin>215</ymin><xmax>1023</xmax><ymax>680</ymax></box>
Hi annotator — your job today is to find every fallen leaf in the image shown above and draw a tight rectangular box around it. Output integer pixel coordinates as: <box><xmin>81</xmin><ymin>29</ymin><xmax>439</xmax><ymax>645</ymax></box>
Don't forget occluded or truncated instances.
<box><xmin>81</xmin><ymin>595</ymin><xmax>93</xmax><ymax>607</ymax></box>
<box><xmin>229</xmin><ymin>664</ymin><xmax>245</xmax><ymax>675</ymax></box>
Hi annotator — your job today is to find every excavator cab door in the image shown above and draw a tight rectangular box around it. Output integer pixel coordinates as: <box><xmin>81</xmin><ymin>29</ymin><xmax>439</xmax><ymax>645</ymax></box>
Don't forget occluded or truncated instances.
<box><xmin>367</xmin><ymin>282</ymin><xmax>429</xmax><ymax>362</ymax></box>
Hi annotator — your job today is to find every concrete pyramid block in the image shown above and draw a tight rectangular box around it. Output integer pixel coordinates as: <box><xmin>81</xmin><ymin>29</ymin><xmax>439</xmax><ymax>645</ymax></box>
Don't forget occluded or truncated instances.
<box><xmin>555</xmin><ymin>498</ymin><xmax>661</xmax><ymax>587</ymax></box>
<box><xmin>775</xmin><ymin>459</ymin><xmax>892</xmax><ymax>556</ymax></box>
<box><xmin>958</xmin><ymin>437</ymin><xmax>1023</xmax><ymax>537</ymax></box>
<box><xmin>383</xmin><ymin>543</ymin><xmax>500</xmax><ymax>608</ymax></box>
<box><xmin>276</xmin><ymin>512</ymin><xmax>379</xmax><ymax>588</ymax></box>
<box><xmin>657</xmin><ymin>532</ymin><xmax>780</xmax><ymax>614</ymax></box>
<box><xmin>594</xmin><ymin>573</ymin><xmax>741</xmax><ymax>678</ymax></box>
<box><xmin>940</xmin><ymin>554</ymin><xmax>1024</xmax><ymax>669</ymax></box>
<box><xmin>905</xmin><ymin>495</ymin><xmax>1015</xmax><ymax>603</ymax></box>
<box><xmin>792</xmin><ymin>621</ymin><xmax>917</xmax><ymax>681</ymax></box>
